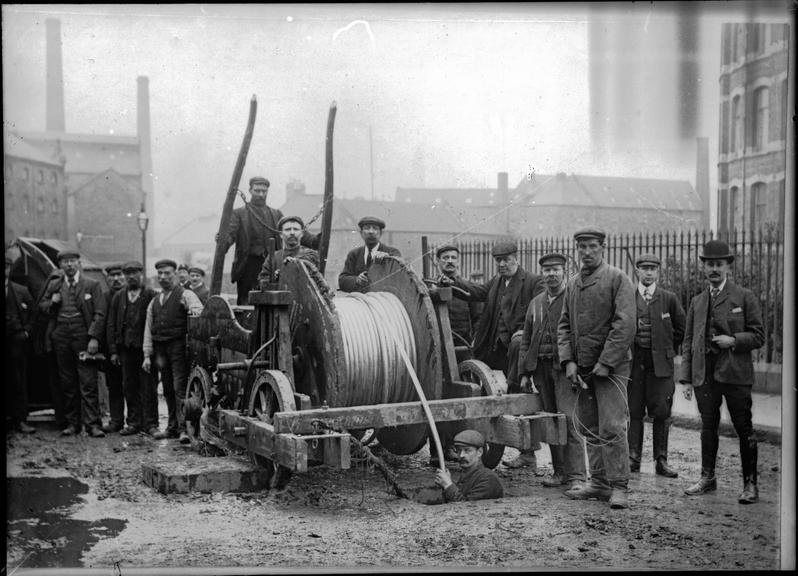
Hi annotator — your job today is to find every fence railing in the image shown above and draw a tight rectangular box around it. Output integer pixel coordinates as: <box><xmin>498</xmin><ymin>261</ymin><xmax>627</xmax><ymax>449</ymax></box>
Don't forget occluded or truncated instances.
<box><xmin>425</xmin><ymin>227</ymin><xmax>784</xmax><ymax>364</ymax></box>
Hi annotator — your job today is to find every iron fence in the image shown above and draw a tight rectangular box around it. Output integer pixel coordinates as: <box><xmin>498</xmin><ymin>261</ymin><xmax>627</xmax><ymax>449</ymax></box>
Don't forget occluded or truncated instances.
<box><xmin>426</xmin><ymin>227</ymin><xmax>784</xmax><ymax>363</ymax></box>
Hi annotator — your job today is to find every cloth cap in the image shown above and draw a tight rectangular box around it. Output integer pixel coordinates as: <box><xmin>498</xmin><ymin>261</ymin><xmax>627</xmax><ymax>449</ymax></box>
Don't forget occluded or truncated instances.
<box><xmin>188</xmin><ymin>266</ymin><xmax>206</xmax><ymax>276</ymax></box>
<box><xmin>699</xmin><ymin>240</ymin><xmax>735</xmax><ymax>262</ymax></box>
<box><xmin>491</xmin><ymin>241</ymin><xmax>517</xmax><ymax>258</ymax></box>
<box><xmin>358</xmin><ymin>216</ymin><xmax>386</xmax><ymax>230</ymax></box>
<box><xmin>104</xmin><ymin>263</ymin><xmax>124</xmax><ymax>274</ymax></box>
<box><xmin>635</xmin><ymin>253</ymin><xmax>661</xmax><ymax>267</ymax></box>
<box><xmin>249</xmin><ymin>176</ymin><xmax>270</xmax><ymax>187</ymax></box>
<box><xmin>573</xmin><ymin>227</ymin><xmax>607</xmax><ymax>242</ymax></box>
<box><xmin>278</xmin><ymin>215</ymin><xmax>305</xmax><ymax>229</ymax></box>
<box><xmin>538</xmin><ymin>252</ymin><xmax>567</xmax><ymax>267</ymax></box>
<box><xmin>453</xmin><ymin>429</ymin><xmax>485</xmax><ymax>449</ymax></box>
<box><xmin>154</xmin><ymin>258</ymin><xmax>178</xmax><ymax>270</ymax></box>
<box><xmin>177</xmin><ymin>263</ymin><xmax>189</xmax><ymax>271</ymax></box>
<box><xmin>435</xmin><ymin>244</ymin><xmax>459</xmax><ymax>259</ymax></box>
<box><xmin>121</xmin><ymin>260</ymin><xmax>144</xmax><ymax>272</ymax></box>
<box><xmin>56</xmin><ymin>249</ymin><xmax>81</xmax><ymax>262</ymax></box>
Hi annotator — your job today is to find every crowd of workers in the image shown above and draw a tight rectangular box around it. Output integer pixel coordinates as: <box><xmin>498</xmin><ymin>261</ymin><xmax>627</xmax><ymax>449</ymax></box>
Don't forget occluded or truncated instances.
<box><xmin>5</xmin><ymin>175</ymin><xmax>765</xmax><ymax>507</ymax></box>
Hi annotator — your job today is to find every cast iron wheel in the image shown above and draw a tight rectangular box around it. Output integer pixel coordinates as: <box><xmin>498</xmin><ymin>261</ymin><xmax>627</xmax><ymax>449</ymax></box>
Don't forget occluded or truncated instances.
<box><xmin>248</xmin><ymin>370</ymin><xmax>295</xmax><ymax>489</ymax></box>
<box><xmin>458</xmin><ymin>359</ymin><xmax>507</xmax><ymax>469</ymax></box>
<box><xmin>185</xmin><ymin>366</ymin><xmax>212</xmax><ymax>441</ymax></box>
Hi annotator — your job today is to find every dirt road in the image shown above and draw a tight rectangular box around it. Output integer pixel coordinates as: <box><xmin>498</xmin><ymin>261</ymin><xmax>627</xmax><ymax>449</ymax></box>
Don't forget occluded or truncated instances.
<box><xmin>5</xmin><ymin>420</ymin><xmax>783</xmax><ymax>571</ymax></box>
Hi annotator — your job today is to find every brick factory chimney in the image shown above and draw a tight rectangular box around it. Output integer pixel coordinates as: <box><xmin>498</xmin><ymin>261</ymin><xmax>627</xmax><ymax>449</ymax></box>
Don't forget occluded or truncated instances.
<box><xmin>138</xmin><ymin>76</ymin><xmax>155</xmax><ymax>246</ymax></box>
<box><xmin>45</xmin><ymin>18</ymin><xmax>65</xmax><ymax>132</ymax></box>
<box><xmin>695</xmin><ymin>136</ymin><xmax>710</xmax><ymax>230</ymax></box>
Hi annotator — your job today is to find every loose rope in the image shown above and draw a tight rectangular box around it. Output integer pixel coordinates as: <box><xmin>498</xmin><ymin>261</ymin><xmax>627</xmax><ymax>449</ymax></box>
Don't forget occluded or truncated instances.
<box><xmin>570</xmin><ymin>373</ymin><xmax>631</xmax><ymax>448</ymax></box>
<box><xmin>333</xmin><ymin>292</ymin><xmax>418</xmax><ymax>407</ymax></box>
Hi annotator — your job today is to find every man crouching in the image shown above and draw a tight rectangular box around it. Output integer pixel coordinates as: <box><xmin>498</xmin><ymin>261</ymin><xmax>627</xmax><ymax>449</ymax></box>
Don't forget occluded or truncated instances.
<box><xmin>434</xmin><ymin>430</ymin><xmax>504</xmax><ymax>502</ymax></box>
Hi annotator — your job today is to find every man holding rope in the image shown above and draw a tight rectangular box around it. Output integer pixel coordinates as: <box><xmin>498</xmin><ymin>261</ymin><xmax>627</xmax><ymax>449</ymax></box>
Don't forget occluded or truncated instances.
<box><xmin>558</xmin><ymin>227</ymin><xmax>636</xmax><ymax>509</ymax></box>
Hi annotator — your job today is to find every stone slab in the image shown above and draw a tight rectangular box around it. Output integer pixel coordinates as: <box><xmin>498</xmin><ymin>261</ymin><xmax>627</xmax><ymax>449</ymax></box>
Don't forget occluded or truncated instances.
<box><xmin>142</xmin><ymin>453</ymin><xmax>269</xmax><ymax>494</ymax></box>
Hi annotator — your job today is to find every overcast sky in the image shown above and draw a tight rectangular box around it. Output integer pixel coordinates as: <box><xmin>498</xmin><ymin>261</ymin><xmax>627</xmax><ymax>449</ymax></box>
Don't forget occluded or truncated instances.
<box><xmin>2</xmin><ymin>2</ymin><xmax>791</xmax><ymax>245</ymax></box>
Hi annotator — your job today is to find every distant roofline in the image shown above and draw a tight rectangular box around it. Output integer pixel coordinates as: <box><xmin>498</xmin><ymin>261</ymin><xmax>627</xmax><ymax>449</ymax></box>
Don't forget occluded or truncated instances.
<box><xmin>14</xmin><ymin>130</ymin><xmax>140</xmax><ymax>146</ymax></box>
<box><xmin>516</xmin><ymin>173</ymin><xmax>695</xmax><ymax>188</ymax></box>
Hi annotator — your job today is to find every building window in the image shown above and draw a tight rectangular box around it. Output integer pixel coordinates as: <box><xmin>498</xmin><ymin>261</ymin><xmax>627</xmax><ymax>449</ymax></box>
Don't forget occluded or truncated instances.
<box><xmin>19</xmin><ymin>166</ymin><xmax>29</xmax><ymax>181</ymax></box>
<box><xmin>731</xmin><ymin>95</ymin><xmax>743</xmax><ymax>152</ymax></box>
<box><xmin>719</xmin><ymin>189</ymin><xmax>729</xmax><ymax>232</ymax></box>
<box><xmin>747</xmin><ymin>24</ymin><xmax>766</xmax><ymax>55</ymax></box>
<box><xmin>721</xmin><ymin>24</ymin><xmax>732</xmax><ymax>65</ymax></box>
<box><xmin>753</xmin><ymin>87</ymin><xmax>769</xmax><ymax>150</ymax></box>
<box><xmin>770</xmin><ymin>23</ymin><xmax>785</xmax><ymax>44</ymax></box>
<box><xmin>22</xmin><ymin>194</ymin><xmax>30</xmax><ymax>214</ymax></box>
<box><xmin>51</xmin><ymin>199</ymin><xmax>60</xmax><ymax>214</ymax></box>
<box><xmin>36</xmin><ymin>195</ymin><xmax>45</xmax><ymax>213</ymax></box>
<box><xmin>729</xmin><ymin>186</ymin><xmax>739</xmax><ymax>232</ymax></box>
<box><xmin>734</xmin><ymin>25</ymin><xmax>745</xmax><ymax>62</ymax></box>
<box><xmin>50</xmin><ymin>171</ymin><xmax>58</xmax><ymax>185</ymax></box>
<box><xmin>752</xmin><ymin>182</ymin><xmax>768</xmax><ymax>230</ymax></box>
<box><xmin>36</xmin><ymin>169</ymin><xmax>44</xmax><ymax>184</ymax></box>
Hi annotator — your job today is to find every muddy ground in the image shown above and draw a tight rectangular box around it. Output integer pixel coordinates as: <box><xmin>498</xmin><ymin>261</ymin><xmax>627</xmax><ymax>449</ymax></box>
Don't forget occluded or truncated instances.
<box><xmin>5</xmin><ymin>416</ymin><xmax>784</xmax><ymax>572</ymax></box>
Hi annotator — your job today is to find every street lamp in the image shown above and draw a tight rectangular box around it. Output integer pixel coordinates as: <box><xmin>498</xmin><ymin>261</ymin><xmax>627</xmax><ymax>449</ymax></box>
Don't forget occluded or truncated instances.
<box><xmin>137</xmin><ymin>202</ymin><xmax>149</xmax><ymax>274</ymax></box>
<box><xmin>75</xmin><ymin>230</ymin><xmax>83</xmax><ymax>250</ymax></box>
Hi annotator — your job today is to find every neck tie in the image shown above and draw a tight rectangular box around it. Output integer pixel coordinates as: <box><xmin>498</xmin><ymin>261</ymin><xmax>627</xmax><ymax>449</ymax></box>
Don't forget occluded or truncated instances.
<box><xmin>68</xmin><ymin>279</ymin><xmax>76</xmax><ymax>294</ymax></box>
<box><xmin>366</xmin><ymin>249</ymin><xmax>373</xmax><ymax>268</ymax></box>
<box><xmin>643</xmin><ymin>288</ymin><xmax>651</xmax><ymax>303</ymax></box>
<box><xmin>710</xmin><ymin>287</ymin><xmax>720</xmax><ymax>305</ymax></box>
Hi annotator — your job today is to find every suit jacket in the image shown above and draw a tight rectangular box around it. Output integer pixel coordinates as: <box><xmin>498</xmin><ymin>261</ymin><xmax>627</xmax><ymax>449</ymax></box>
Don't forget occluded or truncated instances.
<box><xmin>39</xmin><ymin>272</ymin><xmax>107</xmax><ymax>343</ymax></box>
<box><xmin>338</xmin><ymin>243</ymin><xmax>402</xmax><ymax>293</ymax></box>
<box><xmin>224</xmin><ymin>203</ymin><xmax>284</xmax><ymax>283</ymax></box>
<box><xmin>558</xmin><ymin>261</ymin><xmax>636</xmax><ymax>370</ymax></box>
<box><xmin>258</xmin><ymin>247</ymin><xmax>320</xmax><ymax>287</ymax></box>
<box><xmin>106</xmin><ymin>286</ymin><xmax>157</xmax><ymax>354</ymax></box>
<box><xmin>679</xmin><ymin>281</ymin><xmax>764</xmax><ymax>387</ymax></box>
<box><xmin>634</xmin><ymin>287</ymin><xmax>686</xmax><ymax>378</ymax></box>
<box><xmin>452</xmin><ymin>267</ymin><xmax>543</xmax><ymax>361</ymax></box>
<box><xmin>519</xmin><ymin>289</ymin><xmax>565</xmax><ymax>374</ymax></box>
<box><xmin>6</xmin><ymin>280</ymin><xmax>34</xmax><ymax>338</ymax></box>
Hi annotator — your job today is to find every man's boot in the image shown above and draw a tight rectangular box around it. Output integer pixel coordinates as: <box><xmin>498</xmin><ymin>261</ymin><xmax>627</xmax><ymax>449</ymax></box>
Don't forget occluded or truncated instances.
<box><xmin>684</xmin><ymin>468</ymin><xmax>717</xmax><ymax>495</ymax></box>
<box><xmin>738</xmin><ymin>437</ymin><xmax>759</xmax><ymax>504</ymax></box>
<box><xmin>653</xmin><ymin>419</ymin><xmax>678</xmax><ymax>478</ymax></box>
<box><xmin>628</xmin><ymin>418</ymin><xmax>643</xmax><ymax>473</ymax></box>
<box><xmin>685</xmin><ymin>430</ymin><xmax>718</xmax><ymax>495</ymax></box>
<box><xmin>609</xmin><ymin>482</ymin><xmax>629</xmax><ymax>510</ymax></box>
<box><xmin>503</xmin><ymin>449</ymin><xmax>538</xmax><ymax>471</ymax></box>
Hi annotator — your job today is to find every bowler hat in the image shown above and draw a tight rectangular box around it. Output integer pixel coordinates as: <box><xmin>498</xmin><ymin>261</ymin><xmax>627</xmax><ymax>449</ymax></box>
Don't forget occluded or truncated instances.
<box><xmin>104</xmin><ymin>263</ymin><xmax>124</xmax><ymax>274</ymax></box>
<box><xmin>573</xmin><ymin>226</ymin><xmax>606</xmax><ymax>242</ymax></box>
<box><xmin>635</xmin><ymin>253</ymin><xmax>661</xmax><ymax>267</ymax></box>
<box><xmin>453</xmin><ymin>429</ymin><xmax>485</xmax><ymax>449</ymax></box>
<box><xmin>154</xmin><ymin>258</ymin><xmax>178</xmax><ymax>270</ymax></box>
<box><xmin>56</xmin><ymin>249</ymin><xmax>81</xmax><ymax>262</ymax></box>
<box><xmin>278</xmin><ymin>215</ymin><xmax>305</xmax><ymax>230</ymax></box>
<box><xmin>699</xmin><ymin>240</ymin><xmax>735</xmax><ymax>263</ymax></box>
<box><xmin>188</xmin><ymin>266</ymin><xmax>206</xmax><ymax>276</ymax></box>
<box><xmin>358</xmin><ymin>216</ymin><xmax>386</xmax><ymax>230</ymax></box>
<box><xmin>435</xmin><ymin>244</ymin><xmax>459</xmax><ymax>259</ymax></box>
<box><xmin>491</xmin><ymin>241</ymin><xmax>517</xmax><ymax>258</ymax></box>
<box><xmin>121</xmin><ymin>260</ymin><xmax>144</xmax><ymax>272</ymax></box>
<box><xmin>538</xmin><ymin>252</ymin><xmax>567</xmax><ymax>267</ymax></box>
<box><xmin>249</xmin><ymin>176</ymin><xmax>270</xmax><ymax>187</ymax></box>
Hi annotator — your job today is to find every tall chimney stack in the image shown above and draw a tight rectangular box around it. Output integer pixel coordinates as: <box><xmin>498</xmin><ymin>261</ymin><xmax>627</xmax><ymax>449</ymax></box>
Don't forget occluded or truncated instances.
<box><xmin>45</xmin><ymin>18</ymin><xmax>65</xmax><ymax>132</ymax></box>
<box><xmin>138</xmin><ymin>76</ymin><xmax>155</xmax><ymax>246</ymax></box>
<box><xmin>695</xmin><ymin>137</ymin><xmax>710</xmax><ymax>230</ymax></box>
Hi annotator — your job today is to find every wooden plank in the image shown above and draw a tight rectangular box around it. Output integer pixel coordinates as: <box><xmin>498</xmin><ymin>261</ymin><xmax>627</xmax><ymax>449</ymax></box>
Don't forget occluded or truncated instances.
<box><xmin>294</xmin><ymin>392</ymin><xmax>312</xmax><ymax>411</ymax></box>
<box><xmin>272</xmin><ymin>393</ymin><xmax>540</xmax><ymax>434</ymax></box>
<box><xmin>442</xmin><ymin>380</ymin><xmax>481</xmax><ymax>399</ymax></box>
<box><xmin>247</xmin><ymin>290</ymin><xmax>293</xmax><ymax>306</ymax></box>
<box><xmin>322</xmin><ymin>435</ymin><xmax>351</xmax><ymax>470</ymax></box>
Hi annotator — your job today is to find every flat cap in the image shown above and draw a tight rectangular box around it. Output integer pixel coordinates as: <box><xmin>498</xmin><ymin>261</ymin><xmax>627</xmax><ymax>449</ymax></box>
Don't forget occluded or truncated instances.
<box><xmin>188</xmin><ymin>266</ymin><xmax>206</xmax><ymax>276</ymax></box>
<box><xmin>491</xmin><ymin>241</ymin><xmax>518</xmax><ymax>258</ymax></box>
<box><xmin>538</xmin><ymin>252</ymin><xmax>567</xmax><ymax>267</ymax></box>
<box><xmin>453</xmin><ymin>429</ymin><xmax>485</xmax><ymax>448</ymax></box>
<box><xmin>435</xmin><ymin>244</ymin><xmax>459</xmax><ymax>258</ymax></box>
<box><xmin>358</xmin><ymin>216</ymin><xmax>386</xmax><ymax>230</ymax></box>
<box><xmin>56</xmin><ymin>249</ymin><xmax>81</xmax><ymax>261</ymax></box>
<box><xmin>104</xmin><ymin>263</ymin><xmax>124</xmax><ymax>274</ymax></box>
<box><xmin>121</xmin><ymin>260</ymin><xmax>144</xmax><ymax>272</ymax></box>
<box><xmin>278</xmin><ymin>215</ymin><xmax>305</xmax><ymax>229</ymax></box>
<box><xmin>573</xmin><ymin>226</ymin><xmax>606</xmax><ymax>242</ymax></box>
<box><xmin>177</xmin><ymin>263</ymin><xmax>189</xmax><ymax>271</ymax></box>
<box><xmin>249</xmin><ymin>176</ymin><xmax>270</xmax><ymax>187</ymax></box>
<box><xmin>635</xmin><ymin>253</ymin><xmax>661</xmax><ymax>267</ymax></box>
<box><xmin>154</xmin><ymin>258</ymin><xmax>178</xmax><ymax>270</ymax></box>
<box><xmin>699</xmin><ymin>239</ymin><xmax>735</xmax><ymax>263</ymax></box>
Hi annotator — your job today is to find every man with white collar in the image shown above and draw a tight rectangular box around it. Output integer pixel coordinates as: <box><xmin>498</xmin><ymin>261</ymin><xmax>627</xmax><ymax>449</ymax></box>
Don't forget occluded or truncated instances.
<box><xmin>681</xmin><ymin>240</ymin><xmax>764</xmax><ymax>504</ymax></box>
<box><xmin>338</xmin><ymin>216</ymin><xmax>401</xmax><ymax>293</ymax></box>
<box><xmin>627</xmin><ymin>253</ymin><xmax>685</xmax><ymax>478</ymax></box>
<box><xmin>258</xmin><ymin>215</ymin><xmax>320</xmax><ymax>287</ymax></box>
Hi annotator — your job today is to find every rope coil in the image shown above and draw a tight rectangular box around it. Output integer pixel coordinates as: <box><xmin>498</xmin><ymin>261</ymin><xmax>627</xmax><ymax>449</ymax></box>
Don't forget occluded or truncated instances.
<box><xmin>334</xmin><ymin>292</ymin><xmax>418</xmax><ymax>407</ymax></box>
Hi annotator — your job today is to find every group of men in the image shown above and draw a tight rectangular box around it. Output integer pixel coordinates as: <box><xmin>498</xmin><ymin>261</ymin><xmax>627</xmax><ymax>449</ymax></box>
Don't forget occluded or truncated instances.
<box><xmin>6</xmin><ymin>173</ymin><xmax>765</xmax><ymax>508</ymax></box>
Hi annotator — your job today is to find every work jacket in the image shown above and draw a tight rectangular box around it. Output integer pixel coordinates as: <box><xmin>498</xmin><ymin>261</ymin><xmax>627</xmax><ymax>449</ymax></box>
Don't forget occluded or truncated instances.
<box><xmin>338</xmin><ymin>243</ymin><xmax>402</xmax><ymax>293</ymax></box>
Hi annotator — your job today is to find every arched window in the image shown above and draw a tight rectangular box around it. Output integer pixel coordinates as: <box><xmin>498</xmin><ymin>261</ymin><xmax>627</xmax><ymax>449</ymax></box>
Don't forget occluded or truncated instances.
<box><xmin>52</xmin><ymin>199</ymin><xmax>59</xmax><ymax>214</ymax></box>
<box><xmin>729</xmin><ymin>186</ymin><xmax>740</xmax><ymax>232</ymax></box>
<box><xmin>36</xmin><ymin>169</ymin><xmax>44</xmax><ymax>184</ymax></box>
<box><xmin>36</xmin><ymin>195</ymin><xmax>45</xmax><ymax>213</ymax></box>
<box><xmin>753</xmin><ymin>87</ymin><xmax>769</xmax><ymax>150</ymax></box>
<box><xmin>734</xmin><ymin>25</ymin><xmax>745</xmax><ymax>61</ymax></box>
<box><xmin>22</xmin><ymin>194</ymin><xmax>30</xmax><ymax>214</ymax></box>
<box><xmin>731</xmin><ymin>95</ymin><xmax>743</xmax><ymax>152</ymax></box>
<box><xmin>752</xmin><ymin>182</ymin><xmax>768</xmax><ymax>230</ymax></box>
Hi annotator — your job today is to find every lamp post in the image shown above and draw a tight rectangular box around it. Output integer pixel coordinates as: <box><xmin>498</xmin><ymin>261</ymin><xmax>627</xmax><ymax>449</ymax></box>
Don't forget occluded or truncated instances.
<box><xmin>75</xmin><ymin>230</ymin><xmax>83</xmax><ymax>250</ymax></box>
<box><xmin>137</xmin><ymin>202</ymin><xmax>149</xmax><ymax>274</ymax></box>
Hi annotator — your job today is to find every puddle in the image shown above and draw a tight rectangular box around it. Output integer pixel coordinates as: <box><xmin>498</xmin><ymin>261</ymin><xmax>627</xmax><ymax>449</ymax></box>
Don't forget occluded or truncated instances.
<box><xmin>6</xmin><ymin>476</ymin><xmax>128</xmax><ymax>568</ymax></box>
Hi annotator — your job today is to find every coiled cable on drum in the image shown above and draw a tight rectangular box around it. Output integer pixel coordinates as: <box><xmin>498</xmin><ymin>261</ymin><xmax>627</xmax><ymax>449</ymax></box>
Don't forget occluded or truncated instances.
<box><xmin>334</xmin><ymin>292</ymin><xmax>417</xmax><ymax>407</ymax></box>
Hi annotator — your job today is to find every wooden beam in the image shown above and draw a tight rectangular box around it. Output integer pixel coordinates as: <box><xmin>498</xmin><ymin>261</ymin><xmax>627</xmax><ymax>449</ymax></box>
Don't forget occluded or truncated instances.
<box><xmin>272</xmin><ymin>394</ymin><xmax>540</xmax><ymax>434</ymax></box>
<box><xmin>472</xmin><ymin>413</ymin><xmax>567</xmax><ymax>449</ymax></box>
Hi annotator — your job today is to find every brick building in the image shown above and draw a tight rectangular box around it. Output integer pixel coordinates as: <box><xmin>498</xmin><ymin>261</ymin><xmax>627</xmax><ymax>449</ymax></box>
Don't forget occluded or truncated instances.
<box><xmin>717</xmin><ymin>23</ymin><xmax>790</xmax><ymax>235</ymax></box>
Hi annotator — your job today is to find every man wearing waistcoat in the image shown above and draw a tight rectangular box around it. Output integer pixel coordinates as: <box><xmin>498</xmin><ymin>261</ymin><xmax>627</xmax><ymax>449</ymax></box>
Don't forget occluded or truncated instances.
<box><xmin>680</xmin><ymin>240</ymin><xmax>765</xmax><ymax>504</ymax></box>
<box><xmin>558</xmin><ymin>227</ymin><xmax>636</xmax><ymax>509</ymax></box>
<box><xmin>5</xmin><ymin>254</ymin><xmax>36</xmax><ymax>433</ymax></box>
<box><xmin>107</xmin><ymin>261</ymin><xmax>159</xmax><ymax>436</ymax></box>
<box><xmin>39</xmin><ymin>249</ymin><xmax>107</xmax><ymax>437</ymax></box>
<box><xmin>627</xmin><ymin>253</ymin><xmax>686</xmax><ymax>478</ymax></box>
<box><xmin>142</xmin><ymin>259</ymin><xmax>204</xmax><ymax>443</ymax></box>
<box><xmin>518</xmin><ymin>252</ymin><xmax>586</xmax><ymax>489</ymax></box>
<box><xmin>101</xmin><ymin>263</ymin><xmax>127</xmax><ymax>433</ymax></box>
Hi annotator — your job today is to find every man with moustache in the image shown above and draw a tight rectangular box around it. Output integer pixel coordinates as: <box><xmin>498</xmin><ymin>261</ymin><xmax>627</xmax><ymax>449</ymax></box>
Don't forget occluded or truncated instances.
<box><xmin>518</xmin><ymin>252</ymin><xmax>587</xmax><ymax>489</ymax></box>
<box><xmin>106</xmin><ymin>261</ymin><xmax>159</xmax><ymax>436</ymax></box>
<box><xmin>39</xmin><ymin>249</ymin><xmax>107</xmax><ymax>437</ymax></box>
<box><xmin>186</xmin><ymin>265</ymin><xmax>210</xmax><ymax>305</ymax></box>
<box><xmin>338</xmin><ymin>216</ymin><xmax>401</xmax><ymax>293</ymax></box>
<box><xmin>101</xmin><ymin>263</ymin><xmax>127</xmax><ymax>433</ymax></box>
<box><xmin>448</xmin><ymin>241</ymin><xmax>543</xmax><ymax>471</ymax></box>
<box><xmin>627</xmin><ymin>253</ymin><xmax>685</xmax><ymax>478</ymax></box>
<box><xmin>434</xmin><ymin>429</ymin><xmax>504</xmax><ymax>502</ymax></box>
<box><xmin>5</xmin><ymin>254</ymin><xmax>36</xmax><ymax>434</ymax></box>
<box><xmin>681</xmin><ymin>240</ymin><xmax>764</xmax><ymax>504</ymax></box>
<box><xmin>558</xmin><ymin>227</ymin><xmax>636</xmax><ymax>509</ymax></box>
<box><xmin>177</xmin><ymin>264</ymin><xmax>191</xmax><ymax>289</ymax></box>
<box><xmin>142</xmin><ymin>259</ymin><xmax>204</xmax><ymax>443</ymax></box>
<box><xmin>258</xmin><ymin>216</ymin><xmax>320</xmax><ymax>287</ymax></box>
<box><xmin>432</xmin><ymin>244</ymin><xmax>480</xmax><ymax>348</ymax></box>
